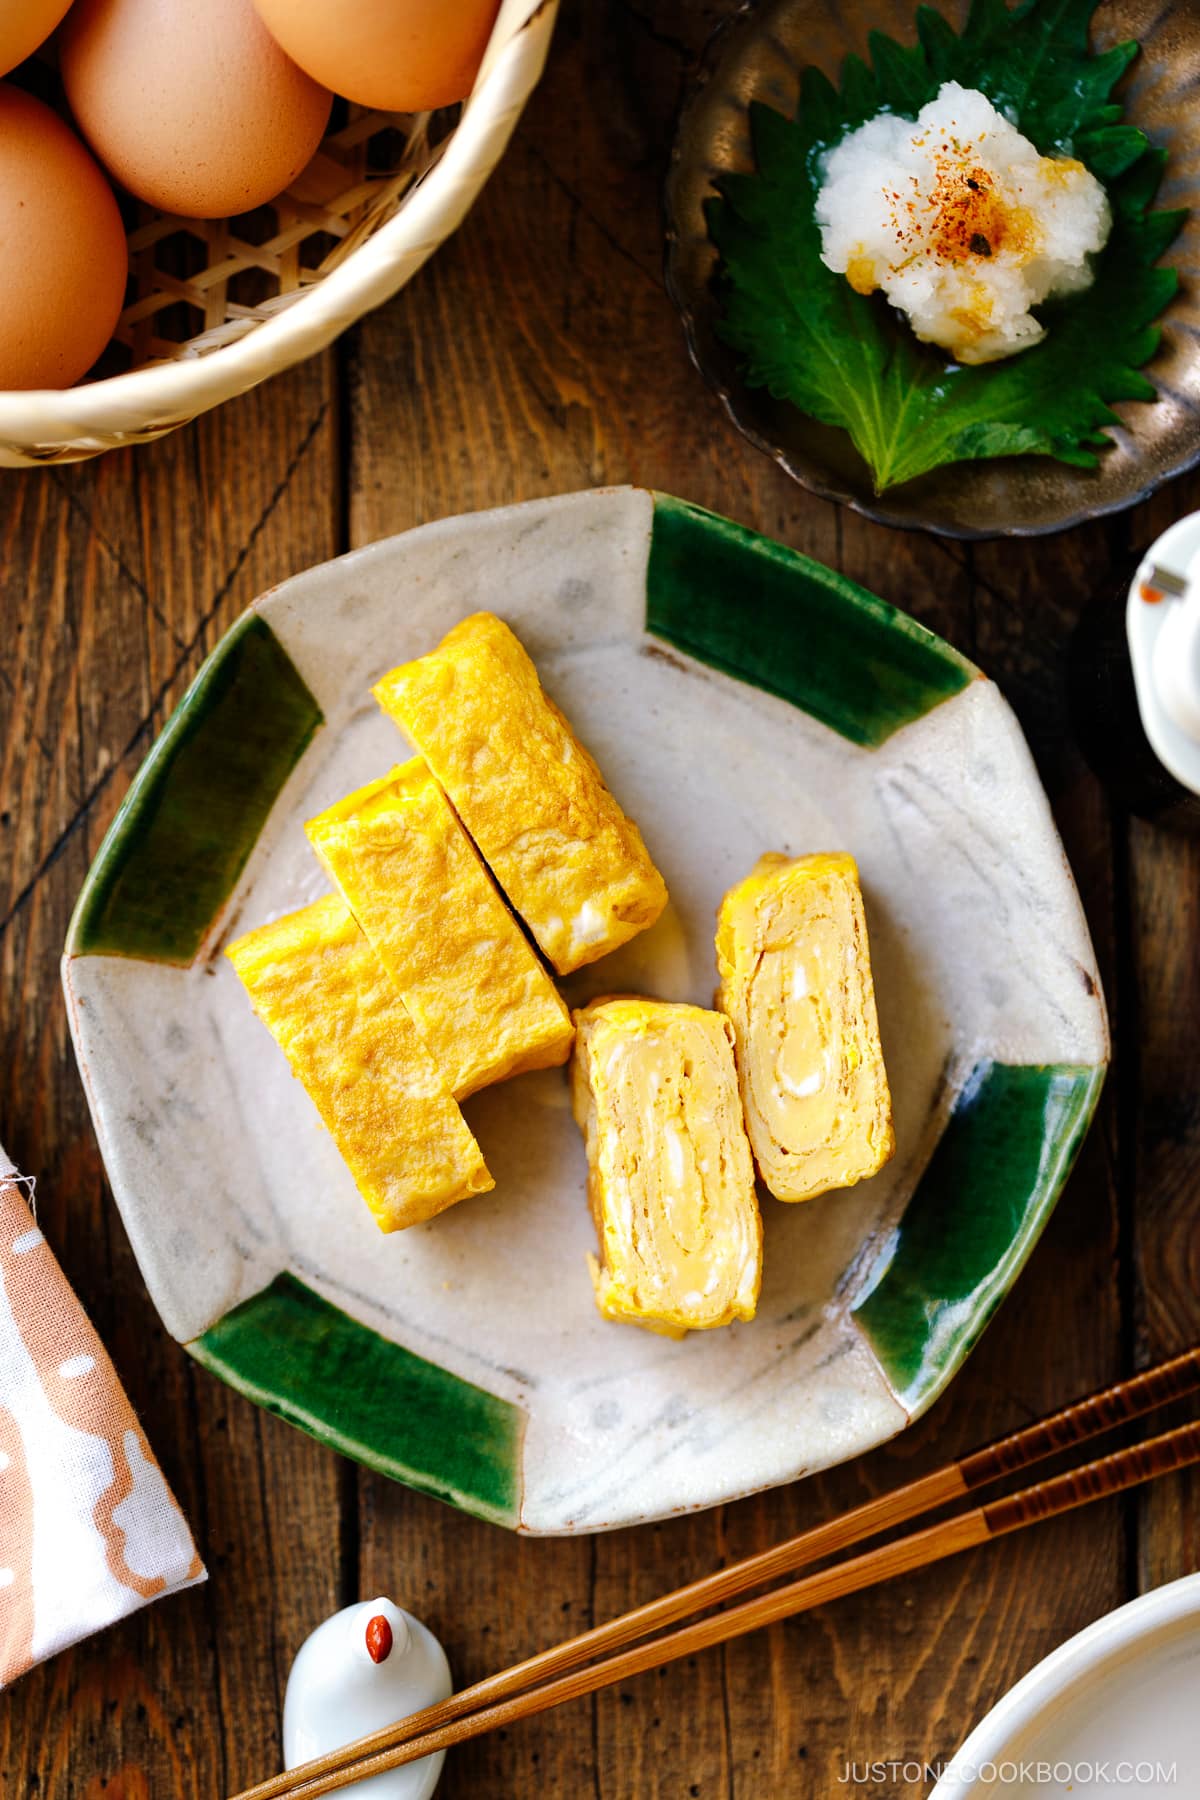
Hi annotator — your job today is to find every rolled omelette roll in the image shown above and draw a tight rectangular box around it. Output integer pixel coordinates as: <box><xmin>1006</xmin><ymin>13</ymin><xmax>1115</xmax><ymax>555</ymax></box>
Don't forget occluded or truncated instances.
<box><xmin>306</xmin><ymin>760</ymin><xmax>573</xmax><ymax>1099</ymax></box>
<box><xmin>715</xmin><ymin>851</ymin><xmax>894</xmax><ymax>1203</ymax></box>
<box><xmin>226</xmin><ymin>894</ymin><xmax>493</xmax><ymax>1232</ymax></box>
<box><xmin>571</xmin><ymin>997</ymin><xmax>762</xmax><ymax>1335</ymax></box>
<box><xmin>372</xmin><ymin>612</ymin><xmax>668</xmax><ymax>975</ymax></box>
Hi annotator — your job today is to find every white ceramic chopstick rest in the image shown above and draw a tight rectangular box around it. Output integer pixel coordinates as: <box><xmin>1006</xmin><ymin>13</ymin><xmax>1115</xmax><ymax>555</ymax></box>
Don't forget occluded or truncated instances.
<box><xmin>282</xmin><ymin>1596</ymin><xmax>452</xmax><ymax>1797</ymax></box>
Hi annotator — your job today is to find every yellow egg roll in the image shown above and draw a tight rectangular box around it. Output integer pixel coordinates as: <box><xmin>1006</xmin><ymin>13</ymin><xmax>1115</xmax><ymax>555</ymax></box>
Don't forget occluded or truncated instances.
<box><xmin>571</xmin><ymin>997</ymin><xmax>762</xmax><ymax>1336</ymax></box>
<box><xmin>226</xmin><ymin>894</ymin><xmax>493</xmax><ymax>1232</ymax></box>
<box><xmin>306</xmin><ymin>760</ymin><xmax>573</xmax><ymax>1100</ymax></box>
<box><xmin>372</xmin><ymin>612</ymin><xmax>668</xmax><ymax>975</ymax></box>
<box><xmin>715</xmin><ymin>851</ymin><xmax>894</xmax><ymax>1202</ymax></box>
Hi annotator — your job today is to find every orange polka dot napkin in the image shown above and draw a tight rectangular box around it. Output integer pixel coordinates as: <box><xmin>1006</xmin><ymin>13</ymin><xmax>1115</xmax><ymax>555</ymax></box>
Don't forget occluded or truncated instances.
<box><xmin>0</xmin><ymin>1149</ymin><xmax>205</xmax><ymax>1688</ymax></box>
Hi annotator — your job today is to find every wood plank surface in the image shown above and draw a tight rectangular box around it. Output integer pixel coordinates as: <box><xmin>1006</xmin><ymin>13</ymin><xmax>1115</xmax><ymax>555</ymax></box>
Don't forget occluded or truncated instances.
<box><xmin>0</xmin><ymin>2</ymin><xmax>1196</xmax><ymax>1796</ymax></box>
<box><xmin>0</xmin><ymin>360</ymin><xmax>343</xmax><ymax>1800</ymax></box>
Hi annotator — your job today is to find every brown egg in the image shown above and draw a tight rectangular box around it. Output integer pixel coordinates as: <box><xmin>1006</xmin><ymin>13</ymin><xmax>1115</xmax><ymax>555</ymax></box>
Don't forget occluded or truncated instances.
<box><xmin>60</xmin><ymin>0</ymin><xmax>333</xmax><ymax>220</ymax></box>
<box><xmin>0</xmin><ymin>0</ymin><xmax>75</xmax><ymax>77</ymax></box>
<box><xmin>0</xmin><ymin>85</ymin><xmax>126</xmax><ymax>389</ymax></box>
<box><xmin>250</xmin><ymin>0</ymin><xmax>501</xmax><ymax>113</ymax></box>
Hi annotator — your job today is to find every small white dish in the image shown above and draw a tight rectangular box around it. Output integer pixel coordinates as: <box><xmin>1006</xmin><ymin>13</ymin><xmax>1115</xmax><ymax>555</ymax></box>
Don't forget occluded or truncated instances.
<box><xmin>1128</xmin><ymin>511</ymin><xmax>1200</xmax><ymax>797</ymax></box>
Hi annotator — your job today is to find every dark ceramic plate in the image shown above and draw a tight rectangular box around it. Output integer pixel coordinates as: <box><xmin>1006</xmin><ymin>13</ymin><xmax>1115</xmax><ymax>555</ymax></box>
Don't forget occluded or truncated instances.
<box><xmin>665</xmin><ymin>0</ymin><xmax>1200</xmax><ymax>537</ymax></box>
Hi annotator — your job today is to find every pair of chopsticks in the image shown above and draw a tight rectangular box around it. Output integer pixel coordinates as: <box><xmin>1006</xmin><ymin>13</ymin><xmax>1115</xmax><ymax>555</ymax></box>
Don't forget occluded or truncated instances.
<box><xmin>234</xmin><ymin>1345</ymin><xmax>1200</xmax><ymax>1800</ymax></box>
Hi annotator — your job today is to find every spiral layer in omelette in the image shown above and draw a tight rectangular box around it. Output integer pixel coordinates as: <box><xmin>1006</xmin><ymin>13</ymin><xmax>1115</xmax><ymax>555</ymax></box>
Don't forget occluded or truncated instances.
<box><xmin>716</xmin><ymin>852</ymin><xmax>894</xmax><ymax>1203</ymax></box>
<box><xmin>571</xmin><ymin>997</ymin><xmax>763</xmax><ymax>1337</ymax></box>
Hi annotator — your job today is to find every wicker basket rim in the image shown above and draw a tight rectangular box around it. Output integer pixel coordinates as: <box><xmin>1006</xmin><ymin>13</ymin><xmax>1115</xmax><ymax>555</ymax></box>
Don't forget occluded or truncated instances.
<box><xmin>0</xmin><ymin>0</ymin><xmax>555</xmax><ymax>441</ymax></box>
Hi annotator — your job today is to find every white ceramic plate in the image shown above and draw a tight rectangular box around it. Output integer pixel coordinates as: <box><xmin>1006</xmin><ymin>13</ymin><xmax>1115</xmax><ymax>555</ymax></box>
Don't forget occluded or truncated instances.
<box><xmin>62</xmin><ymin>488</ymin><xmax>1107</xmax><ymax>1532</ymax></box>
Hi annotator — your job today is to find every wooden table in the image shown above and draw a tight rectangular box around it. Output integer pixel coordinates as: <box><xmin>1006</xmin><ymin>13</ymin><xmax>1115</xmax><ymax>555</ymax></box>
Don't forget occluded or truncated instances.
<box><xmin>2</xmin><ymin>4</ymin><xmax>1197</xmax><ymax>1794</ymax></box>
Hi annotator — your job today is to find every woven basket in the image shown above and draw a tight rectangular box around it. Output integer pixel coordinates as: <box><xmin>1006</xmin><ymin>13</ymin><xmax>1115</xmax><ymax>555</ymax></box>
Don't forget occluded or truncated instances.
<box><xmin>0</xmin><ymin>0</ymin><xmax>557</xmax><ymax>468</ymax></box>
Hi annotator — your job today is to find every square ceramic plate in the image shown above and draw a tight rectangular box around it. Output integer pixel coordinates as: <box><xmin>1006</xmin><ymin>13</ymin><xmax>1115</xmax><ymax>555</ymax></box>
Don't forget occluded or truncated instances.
<box><xmin>62</xmin><ymin>489</ymin><xmax>1108</xmax><ymax>1534</ymax></box>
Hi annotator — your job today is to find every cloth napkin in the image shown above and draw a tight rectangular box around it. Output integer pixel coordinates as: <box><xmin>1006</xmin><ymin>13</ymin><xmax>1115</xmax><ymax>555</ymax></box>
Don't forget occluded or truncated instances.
<box><xmin>0</xmin><ymin>1146</ymin><xmax>205</xmax><ymax>1688</ymax></box>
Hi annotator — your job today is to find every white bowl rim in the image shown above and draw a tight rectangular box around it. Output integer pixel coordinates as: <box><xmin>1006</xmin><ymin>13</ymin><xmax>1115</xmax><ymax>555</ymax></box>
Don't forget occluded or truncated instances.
<box><xmin>932</xmin><ymin>1570</ymin><xmax>1200</xmax><ymax>1795</ymax></box>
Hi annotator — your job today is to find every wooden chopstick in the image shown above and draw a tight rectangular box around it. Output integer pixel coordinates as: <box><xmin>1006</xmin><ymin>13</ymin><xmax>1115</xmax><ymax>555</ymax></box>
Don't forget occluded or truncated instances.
<box><xmin>254</xmin><ymin>1413</ymin><xmax>1200</xmax><ymax>1800</ymax></box>
<box><xmin>232</xmin><ymin>1345</ymin><xmax>1200</xmax><ymax>1800</ymax></box>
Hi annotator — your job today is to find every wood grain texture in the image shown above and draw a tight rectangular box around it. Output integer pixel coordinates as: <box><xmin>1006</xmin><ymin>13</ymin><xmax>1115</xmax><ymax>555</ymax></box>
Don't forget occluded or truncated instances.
<box><xmin>0</xmin><ymin>0</ymin><xmax>1193</xmax><ymax>1795</ymax></box>
<box><xmin>0</xmin><ymin>357</ymin><xmax>342</xmax><ymax>1800</ymax></box>
<box><xmin>1121</xmin><ymin>479</ymin><xmax>1200</xmax><ymax>1600</ymax></box>
<box><xmin>231</xmin><ymin>1412</ymin><xmax>1200</xmax><ymax>1800</ymax></box>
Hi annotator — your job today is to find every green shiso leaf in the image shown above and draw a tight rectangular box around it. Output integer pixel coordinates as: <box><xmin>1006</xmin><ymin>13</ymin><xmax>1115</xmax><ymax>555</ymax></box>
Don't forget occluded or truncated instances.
<box><xmin>707</xmin><ymin>0</ymin><xmax>1186</xmax><ymax>493</ymax></box>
